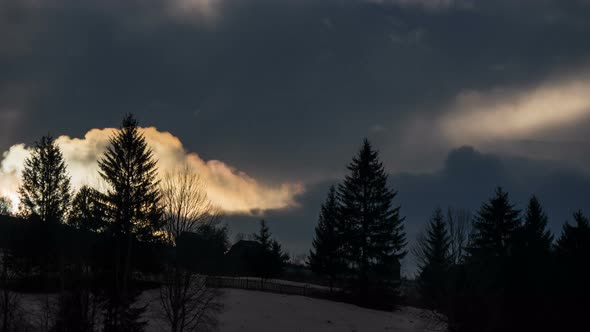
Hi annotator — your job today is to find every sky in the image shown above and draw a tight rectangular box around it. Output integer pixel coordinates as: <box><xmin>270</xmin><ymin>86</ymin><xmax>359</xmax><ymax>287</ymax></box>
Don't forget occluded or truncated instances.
<box><xmin>2</xmin><ymin>0</ymin><xmax>590</xmax><ymax>275</ymax></box>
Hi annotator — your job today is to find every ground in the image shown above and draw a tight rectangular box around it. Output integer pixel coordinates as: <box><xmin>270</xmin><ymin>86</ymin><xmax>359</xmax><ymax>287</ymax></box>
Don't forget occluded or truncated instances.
<box><xmin>217</xmin><ymin>289</ymin><xmax>443</xmax><ymax>332</ymax></box>
<box><xmin>143</xmin><ymin>288</ymin><xmax>445</xmax><ymax>332</ymax></box>
<box><xmin>18</xmin><ymin>288</ymin><xmax>445</xmax><ymax>331</ymax></box>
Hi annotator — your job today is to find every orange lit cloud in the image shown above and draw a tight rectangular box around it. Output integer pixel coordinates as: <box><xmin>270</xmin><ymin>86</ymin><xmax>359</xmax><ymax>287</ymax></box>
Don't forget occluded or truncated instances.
<box><xmin>0</xmin><ymin>127</ymin><xmax>304</xmax><ymax>215</ymax></box>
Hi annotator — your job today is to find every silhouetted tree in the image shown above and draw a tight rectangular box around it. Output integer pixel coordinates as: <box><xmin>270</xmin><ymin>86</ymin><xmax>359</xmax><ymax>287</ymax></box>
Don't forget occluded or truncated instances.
<box><xmin>414</xmin><ymin>208</ymin><xmax>452</xmax><ymax>310</ymax></box>
<box><xmin>508</xmin><ymin>196</ymin><xmax>554</xmax><ymax>332</ymax></box>
<box><xmin>68</xmin><ymin>185</ymin><xmax>107</xmax><ymax>233</ymax></box>
<box><xmin>253</xmin><ymin>220</ymin><xmax>272</xmax><ymax>252</ymax></box>
<box><xmin>0</xmin><ymin>197</ymin><xmax>11</xmax><ymax>216</ymax></box>
<box><xmin>518</xmin><ymin>196</ymin><xmax>553</xmax><ymax>255</ymax></box>
<box><xmin>555</xmin><ymin>210</ymin><xmax>590</xmax><ymax>288</ymax></box>
<box><xmin>467</xmin><ymin>187</ymin><xmax>520</xmax><ymax>261</ymax></box>
<box><xmin>463</xmin><ymin>187</ymin><xmax>521</xmax><ymax>332</ymax></box>
<box><xmin>338</xmin><ymin>139</ymin><xmax>406</xmax><ymax>306</ymax></box>
<box><xmin>553</xmin><ymin>210</ymin><xmax>590</xmax><ymax>331</ymax></box>
<box><xmin>177</xmin><ymin>223</ymin><xmax>229</xmax><ymax>275</ymax></box>
<box><xmin>440</xmin><ymin>207</ymin><xmax>472</xmax><ymax>332</ymax></box>
<box><xmin>0</xmin><ymin>240</ymin><xmax>21</xmax><ymax>332</ymax></box>
<box><xmin>18</xmin><ymin>135</ymin><xmax>71</xmax><ymax>223</ymax></box>
<box><xmin>308</xmin><ymin>186</ymin><xmax>346</xmax><ymax>291</ymax></box>
<box><xmin>55</xmin><ymin>185</ymin><xmax>105</xmax><ymax>332</ymax></box>
<box><xmin>160</xmin><ymin>223</ymin><xmax>226</xmax><ymax>332</ymax></box>
<box><xmin>160</xmin><ymin>165</ymin><xmax>221</xmax><ymax>245</ymax></box>
<box><xmin>270</xmin><ymin>240</ymin><xmax>289</xmax><ymax>277</ymax></box>
<box><xmin>252</xmin><ymin>220</ymin><xmax>287</xmax><ymax>280</ymax></box>
<box><xmin>445</xmin><ymin>208</ymin><xmax>471</xmax><ymax>265</ymax></box>
<box><xmin>555</xmin><ymin>210</ymin><xmax>590</xmax><ymax>259</ymax></box>
<box><xmin>98</xmin><ymin>114</ymin><xmax>163</xmax><ymax>331</ymax></box>
<box><xmin>17</xmin><ymin>135</ymin><xmax>71</xmax><ymax>330</ymax></box>
<box><xmin>159</xmin><ymin>272</ymin><xmax>222</xmax><ymax>332</ymax></box>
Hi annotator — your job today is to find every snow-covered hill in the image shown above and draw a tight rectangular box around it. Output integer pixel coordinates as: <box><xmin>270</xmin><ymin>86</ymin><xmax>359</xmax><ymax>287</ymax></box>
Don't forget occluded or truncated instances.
<box><xmin>18</xmin><ymin>288</ymin><xmax>445</xmax><ymax>331</ymax></box>
<box><xmin>142</xmin><ymin>288</ymin><xmax>445</xmax><ymax>332</ymax></box>
<box><xmin>217</xmin><ymin>289</ymin><xmax>444</xmax><ymax>332</ymax></box>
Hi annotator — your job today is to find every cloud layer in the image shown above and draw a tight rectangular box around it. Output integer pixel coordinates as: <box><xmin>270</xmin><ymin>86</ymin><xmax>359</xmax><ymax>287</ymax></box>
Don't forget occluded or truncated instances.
<box><xmin>441</xmin><ymin>74</ymin><xmax>590</xmax><ymax>145</ymax></box>
<box><xmin>0</xmin><ymin>127</ymin><xmax>304</xmax><ymax>214</ymax></box>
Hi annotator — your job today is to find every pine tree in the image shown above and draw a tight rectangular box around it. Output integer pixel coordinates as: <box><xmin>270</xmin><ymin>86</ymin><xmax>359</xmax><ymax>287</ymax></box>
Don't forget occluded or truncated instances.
<box><xmin>468</xmin><ymin>187</ymin><xmax>520</xmax><ymax>261</ymax></box>
<box><xmin>18</xmin><ymin>135</ymin><xmax>71</xmax><ymax>223</ymax></box>
<box><xmin>338</xmin><ymin>139</ymin><xmax>406</xmax><ymax>304</ymax></box>
<box><xmin>555</xmin><ymin>210</ymin><xmax>590</xmax><ymax>258</ymax></box>
<box><xmin>98</xmin><ymin>114</ymin><xmax>162</xmax><ymax>242</ymax></box>
<box><xmin>98</xmin><ymin>114</ymin><xmax>162</xmax><ymax>331</ymax></box>
<box><xmin>511</xmin><ymin>196</ymin><xmax>553</xmax><ymax>318</ymax></box>
<box><xmin>519</xmin><ymin>196</ymin><xmax>553</xmax><ymax>255</ymax></box>
<box><xmin>270</xmin><ymin>240</ymin><xmax>289</xmax><ymax>277</ymax></box>
<box><xmin>254</xmin><ymin>220</ymin><xmax>272</xmax><ymax>253</ymax></box>
<box><xmin>68</xmin><ymin>185</ymin><xmax>106</xmax><ymax>232</ymax></box>
<box><xmin>252</xmin><ymin>220</ymin><xmax>288</xmax><ymax>280</ymax></box>
<box><xmin>308</xmin><ymin>186</ymin><xmax>346</xmax><ymax>290</ymax></box>
<box><xmin>415</xmin><ymin>208</ymin><xmax>452</xmax><ymax>309</ymax></box>
<box><xmin>465</xmin><ymin>187</ymin><xmax>521</xmax><ymax>332</ymax></box>
<box><xmin>555</xmin><ymin>210</ymin><xmax>590</xmax><ymax>286</ymax></box>
<box><xmin>554</xmin><ymin>211</ymin><xmax>590</xmax><ymax>331</ymax></box>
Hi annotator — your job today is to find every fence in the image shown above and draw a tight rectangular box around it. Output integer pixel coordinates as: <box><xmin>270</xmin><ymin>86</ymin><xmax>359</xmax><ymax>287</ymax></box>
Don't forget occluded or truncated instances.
<box><xmin>205</xmin><ymin>276</ymin><xmax>338</xmax><ymax>300</ymax></box>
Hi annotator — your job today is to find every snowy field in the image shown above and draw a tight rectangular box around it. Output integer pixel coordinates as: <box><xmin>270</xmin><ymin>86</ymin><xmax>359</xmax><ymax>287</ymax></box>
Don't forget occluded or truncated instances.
<box><xmin>215</xmin><ymin>289</ymin><xmax>444</xmax><ymax>332</ymax></box>
<box><xmin>142</xmin><ymin>288</ymin><xmax>444</xmax><ymax>332</ymax></box>
<box><xmin>18</xmin><ymin>289</ymin><xmax>445</xmax><ymax>332</ymax></box>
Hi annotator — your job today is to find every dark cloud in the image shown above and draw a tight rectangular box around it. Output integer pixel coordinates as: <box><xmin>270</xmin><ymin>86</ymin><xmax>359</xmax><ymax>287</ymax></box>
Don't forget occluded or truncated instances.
<box><xmin>2</xmin><ymin>0</ymin><xmax>590</xmax><ymax>273</ymax></box>
<box><xmin>2</xmin><ymin>0</ymin><xmax>590</xmax><ymax>179</ymax></box>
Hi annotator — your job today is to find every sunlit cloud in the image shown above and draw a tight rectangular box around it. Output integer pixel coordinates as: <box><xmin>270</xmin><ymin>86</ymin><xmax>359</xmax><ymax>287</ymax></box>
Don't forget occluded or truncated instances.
<box><xmin>440</xmin><ymin>76</ymin><xmax>590</xmax><ymax>145</ymax></box>
<box><xmin>0</xmin><ymin>127</ymin><xmax>304</xmax><ymax>215</ymax></box>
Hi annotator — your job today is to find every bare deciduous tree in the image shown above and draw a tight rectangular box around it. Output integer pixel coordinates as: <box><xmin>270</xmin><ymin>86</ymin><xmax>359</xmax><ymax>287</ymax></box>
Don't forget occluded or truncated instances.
<box><xmin>0</xmin><ymin>251</ymin><xmax>21</xmax><ymax>332</ymax></box>
<box><xmin>160</xmin><ymin>165</ymin><xmax>221</xmax><ymax>244</ymax></box>
<box><xmin>159</xmin><ymin>271</ymin><xmax>222</xmax><ymax>332</ymax></box>
<box><xmin>158</xmin><ymin>164</ymin><xmax>224</xmax><ymax>331</ymax></box>
<box><xmin>446</xmin><ymin>208</ymin><xmax>472</xmax><ymax>265</ymax></box>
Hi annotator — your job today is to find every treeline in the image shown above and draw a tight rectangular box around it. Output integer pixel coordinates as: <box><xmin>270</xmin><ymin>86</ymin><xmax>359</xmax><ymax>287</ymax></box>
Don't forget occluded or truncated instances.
<box><xmin>0</xmin><ymin>115</ymin><xmax>288</xmax><ymax>332</ymax></box>
<box><xmin>414</xmin><ymin>189</ymin><xmax>590</xmax><ymax>332</ymax></box>
<box><xmin>307</xmin><ymin>139</ymin><xmax>590</xmax><ymax>330</ymax></box>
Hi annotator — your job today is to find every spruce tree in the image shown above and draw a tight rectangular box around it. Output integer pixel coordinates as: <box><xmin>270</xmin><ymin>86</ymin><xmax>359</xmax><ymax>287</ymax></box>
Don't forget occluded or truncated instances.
<box><xmin>98</xmin><ymin>114</ymin><xmax>162</xmax><ymax>331</ymax></box>
<box><xmin>466</xmin><ymin>187</ymin><xmax>521</xmax><ymax>332</ymax></box>
<box><xmin>415</xmin><ymin>208</ymin><xmax>452</xmax><ymax>309</ymax></box>
<box><xmin>503</xmin><ymin>196</ymin><xmax>554</xmax><ymax>332</ymax></box>
<box><xmin>554</xmin><ymin>211</ymin><xmax>590</xmax><ymax>330</ymax></box>
<box><xmin>252</xmin><ymin>220</ymin><xmax>287</xmax><ymax>280</ymax></box>
<box><xmin>98</xmin><ymin>114</ymin><xmax>162</xmax><ymax>242</ymax></box>
<box><xmin>468</xmin><ymin>187</ymin><xmax>520</xmax><ymax>261</ymax></box>
<box><xmin>254</xmin><ymin>219</ymin><xmax>272</xmax><ymax>252</ymax></box>
<box><xmin>19</xmin><ymin>136</ymin><xmax>72</xmax><ymax>330</ymax></box>
<box><xmin>270</xmin><ymin>240</ymin><xmax>289</xmax><ymax>277</ymax></box>
<box><xmin>253</xmin><ymin>220</ymin><xmax>272</xmax><ymax>280</ymax></box>
<box><xmin>338</xmin><ymin>139</ymin><xmax>406</xmax><ymax>304</ymax></box>
<box><xmin>555</xmin><ymin>210</ymin><xmax>590</xmax><ymax>287</ymax></box>
<box><xmin>519</xmin><ymin>195</ymin><xmax>553</xmax><ymax>255</ymax></box>
<box><xmin>18</xmin><ymin>135</ymin><xmax>71</xmax><ymax>223</ymax></box>
<box><xmin>308</xmin><ymin>186</ymin><xmax>346</xmax><ymax>290</ymax></box>
<box><xmin>555</xmin><ymin>210</ymin><xmax>590</xmax><ymax>258</ymax></box>
<box><xmin>68</xmin><ymin>185</ymin><xmax>106</xmax><ymax>232</ymax></box>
